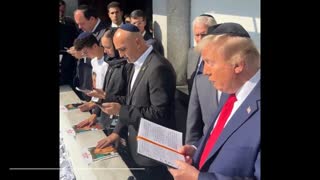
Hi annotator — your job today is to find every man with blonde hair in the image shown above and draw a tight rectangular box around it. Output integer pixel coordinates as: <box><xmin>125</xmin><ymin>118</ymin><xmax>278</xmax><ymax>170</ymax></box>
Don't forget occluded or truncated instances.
<box><xmin>169</xmin><ymin>23</ymin><xmax>260</xmax><ymax>180</ymax></box>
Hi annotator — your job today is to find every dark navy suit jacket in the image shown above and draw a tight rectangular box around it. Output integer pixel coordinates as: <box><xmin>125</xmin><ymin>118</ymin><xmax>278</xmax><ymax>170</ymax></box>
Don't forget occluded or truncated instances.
<box><xmin>193</xmin><ymin>81</ymin><xmax>260</xmax><ymax>180</ymax></box>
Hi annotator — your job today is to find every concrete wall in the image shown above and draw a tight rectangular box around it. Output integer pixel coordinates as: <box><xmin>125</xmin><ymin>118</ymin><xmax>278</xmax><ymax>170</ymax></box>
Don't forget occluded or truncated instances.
<box><xmin>64</xmin><ymin>0</ymin><xmax>78</xmax><ymax>18</ymax></box>
<box><xmin>190</xmin><ymin>0</ymin><xmax>260</xmax><ymax>51</ymax></box>
<box><xmin>153</xmin><ymin>0</ymin><xmax>190</xmax><ymax>89</ymax></box>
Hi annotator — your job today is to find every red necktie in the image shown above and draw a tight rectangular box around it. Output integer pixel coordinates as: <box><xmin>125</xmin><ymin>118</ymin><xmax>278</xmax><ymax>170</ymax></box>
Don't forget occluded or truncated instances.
<box><xmin>199</xmin><ymin>94</ymin><xmax>237</xmax><ymax>169</ymax></box>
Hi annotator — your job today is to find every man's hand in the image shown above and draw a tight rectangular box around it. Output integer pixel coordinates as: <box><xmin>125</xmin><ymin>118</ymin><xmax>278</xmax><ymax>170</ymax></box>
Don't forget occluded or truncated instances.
<box><xmin>179</xmin><ymin>145</ymin><xmax>197</xmax><ymax>161</ymax></box>
<box><xmin>168</xmin><ymin>160</ymin><xmax>199</xmax><ymax>180</ymax></box>
<box><xmin>87</xmin><ymin>88</ymin><xmax>106</xmax><ymax>99</ymax></box>
<box><xmin>96</xmin><ymin>133</ymin><xmax>120</xmax><ymax>148</ymax></box>
<box><xmin>78</xmin><ymin>101</ymin><xmax>96</xmax><ymax>112</ymax></box>
<box><xmin>66</xmin><ymin>46</ymin><xmax>84</xmax><ymax>59</ymax></box>
<box><xmin>76</xmin><ymin>114</ymin><xmax>97</xmax><ymax>128</ymax></box>
<box><xmin>100</xmin><ymin>102</ymin><xmax>121</xmax><ymax>115</ymax></box>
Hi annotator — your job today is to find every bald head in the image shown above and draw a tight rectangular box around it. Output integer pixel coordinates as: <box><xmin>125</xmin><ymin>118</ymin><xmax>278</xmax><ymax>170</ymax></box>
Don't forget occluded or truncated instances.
<box><xmin>113</xmin><ymin>28</ymin><xmax>148</xmax><ymax>63</ymax></box>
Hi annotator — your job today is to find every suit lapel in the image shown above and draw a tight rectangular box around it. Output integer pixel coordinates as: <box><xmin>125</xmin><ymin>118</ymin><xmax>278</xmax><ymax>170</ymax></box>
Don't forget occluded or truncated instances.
<box><xmin>201</xmin><ymin>82</ymin><xmax>261</xmax><ymax>169</ymax></box>
<box><xmin>127</xmin><ymin>52</ymin><xmax>153</xmax><ymax>104</ymax></box>
<box><xmin>92</xmin><ymin>21</ymin><xmax>106</xmax><ymax>42</ymax></box>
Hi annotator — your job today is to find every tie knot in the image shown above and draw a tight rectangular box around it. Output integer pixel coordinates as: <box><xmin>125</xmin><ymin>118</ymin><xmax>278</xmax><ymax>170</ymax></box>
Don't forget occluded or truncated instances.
<box><xmin>228</xmin><ymin>94</ymin><xmax>237</xmax><ymax>103</ymax></box>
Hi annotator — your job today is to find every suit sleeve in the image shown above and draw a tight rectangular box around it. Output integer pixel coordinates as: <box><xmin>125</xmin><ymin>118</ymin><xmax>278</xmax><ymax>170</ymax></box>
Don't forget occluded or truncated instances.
<box><xmin>119</xmin><ymin>64</ymin><xmax>176</xmax><ymax>127</ymax></box>
<box><xmin>197</xmin><ymin>149</ymin><xmax>260</xmax><ymax>180</ymax></box>
<box><xmin>185</xmin><ymin>76</ymin><xmax>204</xmax><ymax>144</ymax></box>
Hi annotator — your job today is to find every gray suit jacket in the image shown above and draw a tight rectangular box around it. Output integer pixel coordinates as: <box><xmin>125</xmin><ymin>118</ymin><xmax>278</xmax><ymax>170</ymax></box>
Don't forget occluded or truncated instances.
<box><xmin>187</xmin><ymin>47</ymin><xmax>201</xmax><ymax>94</ymax></box>
<box><xmin>185</xmin><ymin>75</ymin><xmax>219</xmax><ymax>145</ymax></box>
<box><xmin>114</xmin><ymin>50</ymin><xmax>177</xmax><ymax>167</ymax></box>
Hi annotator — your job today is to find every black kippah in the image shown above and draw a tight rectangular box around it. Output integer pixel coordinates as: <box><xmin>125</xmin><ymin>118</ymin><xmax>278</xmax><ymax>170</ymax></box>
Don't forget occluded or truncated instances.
<box><xmin>119</xmin><ymin>23</ymin><xmax>140</xmax><ymax>32</ymax></box>
<box><xmin>207</xmin><ymin>22</ymin><xmax>250</xmax><ymax>38</ymax></box>
<box><xmin>199</xmin><ymin>13</ymin><xmax>214</xmax><ymax>19</ymax></box>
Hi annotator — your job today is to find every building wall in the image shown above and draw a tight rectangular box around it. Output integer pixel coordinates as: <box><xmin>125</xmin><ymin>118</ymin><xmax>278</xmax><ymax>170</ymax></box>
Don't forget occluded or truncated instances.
<box><xmin>153</xmin><ymin>0</ymin><xmax>190</xmax><ymax>89</ymax></box>
<box><xmin>64</xmin><ymin>0</ymin><xmax>78</xmax><ymax>18</ymax></box>
<box><xmin>190</xmin><ymin>0</ymin><xmax>260</xmax><ymax>50</ymax></box>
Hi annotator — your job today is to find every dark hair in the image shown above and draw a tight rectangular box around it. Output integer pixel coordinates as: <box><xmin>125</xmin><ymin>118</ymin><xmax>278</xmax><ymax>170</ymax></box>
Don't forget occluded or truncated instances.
<box><xmin>74</xmin><ymin>34</ymin><xmax>99</xmax><ymax>51</ymax></box>
<box><xmin>102</xmin><ymin>27</ymin><xmax>120</xmax><ymax>58</ymax></box>
<box><xmin>107</xmin><ymin>1</ymin><xmax>122</xmax><ymax>11</ymax></box>
<box><xmin>59</xmin><ymin>0</ymin><xmax>65</xmax><ymax>6</ymax></box>
<box><xmin>77</xmin><ymin>5</ymin><xmax>98</xmax><ymax>20</ymax></box>
<box><xmin>130</xmin><ymin>9</ymin><xmax>146</xmax><ymax>21</ymax></box>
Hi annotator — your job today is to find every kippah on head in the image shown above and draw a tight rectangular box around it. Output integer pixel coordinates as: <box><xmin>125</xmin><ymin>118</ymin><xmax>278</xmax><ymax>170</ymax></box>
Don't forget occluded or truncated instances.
<box><xmin>207</xmin><ymin>22</ymin><xmax>250</xmax><ymax>38</ymax></box>
<box><xmin>199</xmin><ymin>13</ymin><xmax>214</xmax><ymax>19</ymax></box>
<box><xmin>119</xmin><ymin>23</ymin><xmax>140</xmax><ymax>32</ymax></box>
<box><xmin>77</xmin><ymin>32</ymin><xmax>93</xmax><ymax>39</ymax></box>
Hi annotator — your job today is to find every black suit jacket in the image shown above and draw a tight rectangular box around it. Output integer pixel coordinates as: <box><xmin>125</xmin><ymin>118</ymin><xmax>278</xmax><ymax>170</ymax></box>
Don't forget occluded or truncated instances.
<box><xmin>114</xmin><ymin>50</ymin><xmax>177</xmax><ymax>167</ymax></box>
<box><xmin>93</xmin><ymin>58</ymin><xmax>132</xmax><ymax>129</ymax></box>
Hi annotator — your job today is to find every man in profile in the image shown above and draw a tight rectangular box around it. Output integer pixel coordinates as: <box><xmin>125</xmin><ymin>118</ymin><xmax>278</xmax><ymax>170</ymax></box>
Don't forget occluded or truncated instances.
<box><xmin>97</xmin><ymin>24</ymin><xmax>176</xmax><ymax>180</ymax></box>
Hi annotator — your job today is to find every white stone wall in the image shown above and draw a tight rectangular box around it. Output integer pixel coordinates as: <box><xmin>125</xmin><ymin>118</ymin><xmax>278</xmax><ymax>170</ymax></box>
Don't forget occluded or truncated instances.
<box><xmin>190</xmin><ymin>0</ymin><xmax>260</xmax><ymax>51</ymax></box>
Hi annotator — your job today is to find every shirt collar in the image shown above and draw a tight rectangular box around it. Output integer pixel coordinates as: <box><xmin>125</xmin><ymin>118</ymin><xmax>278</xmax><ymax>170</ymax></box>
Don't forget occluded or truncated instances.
<box><xmin>92</xmin><ymin>18</ymin><xmax>101</xmax><ymax>32</ymax></box>
<box><xmin>133</xmin><ymin>45</ymin><xmax>153</xmax><ymax>68</ymax></box>
<box><xmin>111</xmin><ymin>21</ymin><xmax>123</xmax><ymax>27</ymax></box>
<box><xmin>235</xmin><ymin>69</ymin><xmax>260</xmax><ymax>102</ymax></box>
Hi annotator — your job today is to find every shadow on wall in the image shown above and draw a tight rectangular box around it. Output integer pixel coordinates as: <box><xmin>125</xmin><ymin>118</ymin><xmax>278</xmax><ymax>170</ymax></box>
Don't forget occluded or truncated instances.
<box><xmin>153</xmin><ymin>21</ymin><xmax>162</xmax><ymax>42</ymax></box>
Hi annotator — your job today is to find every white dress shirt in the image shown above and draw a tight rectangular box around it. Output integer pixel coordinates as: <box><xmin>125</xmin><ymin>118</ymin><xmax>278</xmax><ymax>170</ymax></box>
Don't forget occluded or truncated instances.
<box><xmin>91</xmin><ymin>55</ymin><xmax>108</xmax><ymax>102</ymax></box>
<box><xmin>111</xmin><ymin>22</ymin><xmax>123</xmax><ymax>28</ymax></box>
<box><xmin>130</xmin><ymin>46</ymin><xmax>153</xmax><ymax>90</ymax></box>
<box><xmin>213</xmin><ymin>69</ymin><xmax>261</xmax><ymax>129</ymax></box>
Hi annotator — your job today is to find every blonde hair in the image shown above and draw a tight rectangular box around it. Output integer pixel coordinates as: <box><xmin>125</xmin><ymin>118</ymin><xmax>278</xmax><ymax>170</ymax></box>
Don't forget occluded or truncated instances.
<box><xmin>196</xmin><ymin>34</ymin><xmax>260</xmax><ymax>69</ymax></box>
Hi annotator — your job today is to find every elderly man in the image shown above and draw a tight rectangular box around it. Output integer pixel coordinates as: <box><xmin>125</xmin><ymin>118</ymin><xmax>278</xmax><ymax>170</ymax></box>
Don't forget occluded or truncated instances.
<box><xmin>97</xmin><ymin>24</ymin><xmax>176</xmax><ymax>180</ymax></box>
<box><xmin>185</xmin><ymin>14</ymin><xmax>220</xmax><ymax>145</ymax></box>
<box><xmin>169</xmin><ymin>23</ymin><xmax>260</xmax><ymax>180</ymax></box>
<box><xmin>187</xmin><ymin>14</ymin><xmax>217</xmax><ymax>93</ymax></box>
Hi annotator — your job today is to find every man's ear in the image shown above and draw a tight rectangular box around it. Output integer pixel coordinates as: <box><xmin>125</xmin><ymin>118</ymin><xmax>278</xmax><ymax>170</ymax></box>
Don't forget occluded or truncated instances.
<box><xmin>234</xmin><ymin>60</ymin><xmax>245</xmax><ymax>74</ymax></box>
<box><xmin>135</xmin><ymin>38</ymin><xmax>140</xmax><ymax>48</ymax></box>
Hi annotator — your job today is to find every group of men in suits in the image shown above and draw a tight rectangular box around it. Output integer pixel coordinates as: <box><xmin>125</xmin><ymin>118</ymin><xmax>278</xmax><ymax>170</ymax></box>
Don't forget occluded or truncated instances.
<box><xmin>94</xmin><ymin>24</ymin><xmax>176</xmax><ymax>180</ymax></box>
<box><xmin>61</xmin><ymin>1</ymin><xmax>260</xmax><ymax>179</ymax></box>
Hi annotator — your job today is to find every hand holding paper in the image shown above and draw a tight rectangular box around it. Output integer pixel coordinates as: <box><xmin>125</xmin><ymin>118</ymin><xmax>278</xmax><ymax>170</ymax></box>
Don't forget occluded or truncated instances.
<box><xmin>99</xmin><ymin>102</ymin><xmax>121</xmax><ymax>116</ymax></box>
<box><xmin>167</xmin><ymin>160</ymin><xmax>200</xmax><ymax>180</ymax></box>
<box><xmin>87</xmin><ymin>88</ymin><xmax>106</xmax><ymax>99</ymax></box>
<box><xmin>178</xmin><ymin>145</ymin><xmax>196</xmax><ymax>164</ymax></box>
<box><xmin>75</xmin><ymin>87</ymin><xmax>92</xmax><ymax>94</ymax></box>
<box><xmin>67</xmin><ymin>46</ymin><xmax>84</xmax><ymax>59</ymax></box>
<box><xmin>78</xmin><ymin>101</ymin><xmax>96</xmax><ymax>112</ymax></box>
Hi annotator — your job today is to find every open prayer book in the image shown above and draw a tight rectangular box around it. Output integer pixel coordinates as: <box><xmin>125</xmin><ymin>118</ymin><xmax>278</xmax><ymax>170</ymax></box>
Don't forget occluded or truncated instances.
<box><xmin>137</xmin><ymin>118</ymin><xmax>185</xmax><ymax>168</ymax></box>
